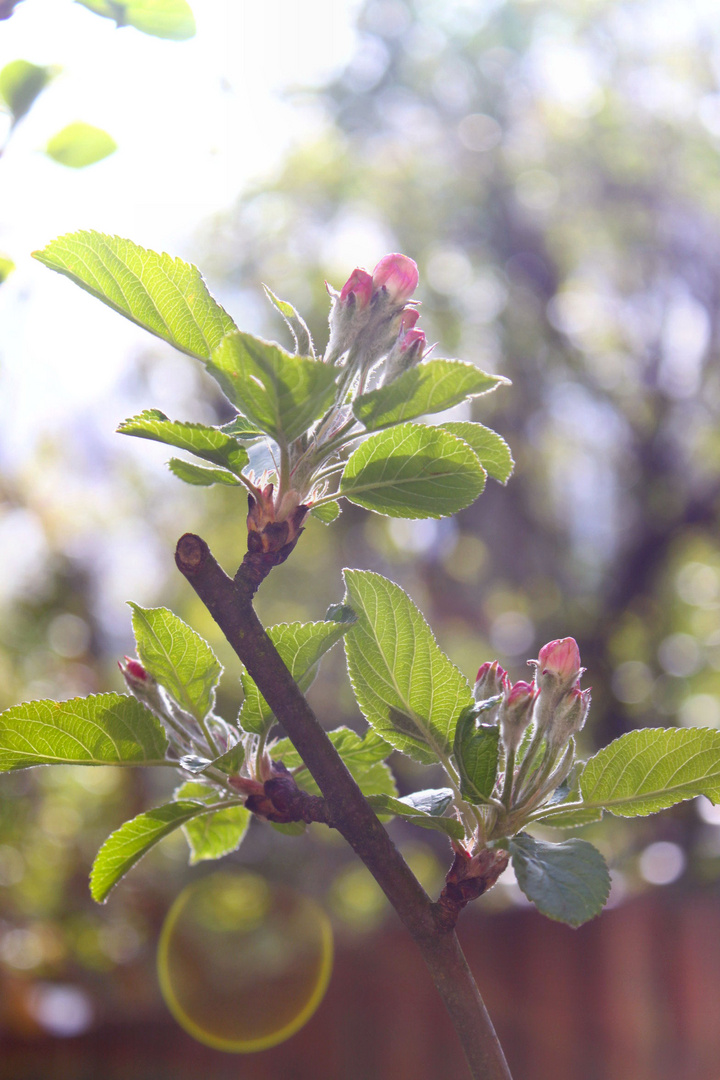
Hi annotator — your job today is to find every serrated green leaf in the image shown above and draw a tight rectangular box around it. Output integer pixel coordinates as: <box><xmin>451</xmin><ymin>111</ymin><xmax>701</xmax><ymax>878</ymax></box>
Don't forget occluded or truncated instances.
<box><xmin>0</xmin><ymin>693</ymin><xmax>167</xmax><ymax>771</ymax></box>
<box><xmin>354</xmin><ymin>360</ymin><xmax>506</xmax><ymax>431</ymax></box>
<box><xmin>118</xmin><ymin>410</ymin><xmax>249</xmax><ymax>477</ymax></box>
<box><xmin>340</xmin><ymin>423</ymin><xmax>486</xmax><ymax>519</ymax></box>
<box><xmin>310</xmin><ymin>500</ymin><xmax>341</xmax><ymax>524</ymax></box>
<box><xmin>90</xmin><ymin>799</ymin><xmax>228</xmax><ymax>902</ymax></box>
<box><xmin>220</xmin><ymin>416</ymin><xmax>266</xmax><ymax>440</ymax></box>
<box><xmin>238</xmin><ymin>613</ymin><xmax>356</xmax><ymax>738</ymax></box>
<box><xmin>130</xmin><ymin>604</ymin><xmax>222</xmax><ymax>722</ymax></box>
<box><xmin>453</xmin><ymin>705</ymin><xmax>500</xmax><ymax>803</ymax></box>
<box><xmin>77</xmin><ymin>0</ymin><xmax>195</xmax><ymax>39</ymax></box>
<box><xmin>578</xmin><ymin>727</ymin><xmax>720</xmax><ymax>817</ymax></box>
<box><xmin>0</xmin><ymin>59</ymin><xmax>54</xmax><ymax>123</ymax></box>
<box><xmin>343</xmin><ymin>570</ymin><xmax>474</xmax><ymax>765</ymax></box>
<box><xmin>208</xmin><ymin>332</ymin><xmax>337</xmax><ymax>445</ymax></box>
<box><xmin>175</xmin><ymin>781</ymin><xmax>250</xmax><ymax>864</ymax></box>
<box><xmin>273</xmin><ymin>727</ymin><xmax>396</xmax><ymax>800</ymax></box>
<box><xmin>366</xmin><ymin>793</ymin><xmax>464</xmax><ymax>840</ymax></box>
<box><xmin>45</xmin><ymin>122</ymin><xmax>116</xmax><ymax>168</ymax></box>
<box><xmin>167</xmin><ymin>458</ymin><xmax>241</xmax><ymax>486</ymax></box>
<box><xmin>508</xmin><ymin>833</ymin><xmax>610</xmax><ymax>926</ymax></box>
<box><xmin>263</xmin><ymin>285</ymin><xmax>315</xmax><ymax>358</ymax></box>
<box><xmin>441</xmin><ymin>422</ymin><xmax>514</xmax><ymax>485</ymax></box>
<box><xmin>33</xmin><ymin>231</ymin><xmax>236</xmax><ymax>361</ymax></box>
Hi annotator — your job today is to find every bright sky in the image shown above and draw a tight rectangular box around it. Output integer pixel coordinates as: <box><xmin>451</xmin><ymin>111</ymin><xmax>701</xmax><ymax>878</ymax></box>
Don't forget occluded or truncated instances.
<box><xmin>0</xmin><ymin>0</ymin><xmax>360</xmax><ymax>466</ymax></box>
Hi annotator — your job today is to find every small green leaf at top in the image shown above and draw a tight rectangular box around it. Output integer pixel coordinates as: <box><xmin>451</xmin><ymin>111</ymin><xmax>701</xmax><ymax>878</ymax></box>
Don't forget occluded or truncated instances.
<box><xmin>0</xmin><ymin>59</ymin><xmax>55</xmax><ymax>123</ymax></box>
<box><xmin>354</xmin><ymin>360</ymin><xmax>506</xmax><ymax>431</ymax></box>
<box><xmin>90</xmin><ymin>799</ymin><xmax>216</xmax><ymax>902</ymax></box>
<box><xmin>118</xmin><ymin>410</ymin><xmax>249</xmax><ymax>476</ymax></box>
<box><xmin>130</xmin><ymin>604</ymin><xmax>222</xmax><ymax>722</ymax></box>
<box><xmin>273</xmin><ymin>727</ymin><xmax>396</xmax><ymax>800</ymax></box>
<box><xmin>441</xmin><ymin>422</ymin><xmax>514</xmax><ymax>485</ymax></box>
<box><xmin>366</xmin><ymin>793</ymin><xmax>464</xmax><ymax>840</ymax></box>
<box><xmin>0</xmin><ymin>693</ymin><xmax>167</xmax><ymax>771</ymax></box>
<box><xmin>175</xmin><ymin>781</ymin><xmax>250</xmax><ymax>864</ymax></box>
<box><xmin>208</xmin><ymin>331</ymin><xmax>337</xmax><ymax>445</ymax></box>
<box><xmin>238</xmin><ymin>612</ymin><xmax>356</xmax><ymax>738</ymax></box>
<box><xmin>343</xmin><ymin>569</ymin><xmax>474</xmax><ymax>766</ymax></box>
<box><xmin>340</xmin><ymin>422</ymin><xmax>486</xmax><ymax>519</ymax></box>
<box><xmin>310</xmin><ymin>500</ymin><xmax>341</xmax><ymax>524</ymax></box>
<box><xmin>33</xmin><ymin>231</ymin><xmax>237</xmax><ymax>361</ymax></box>
<box><xmin>45</xmin><ymin>123</ymin><xmax>117</xmax><ymax>168</ymax></box>
<box><xmin>76</xmin><ymin>0</ymin><xmax>196</xmax><ymax>39</ymax></box>
<box><xmin>508</xmin><ymin>833</ymin><xmax>610</xmax><ymax>927</ymax></box>
<box><xmin>263</xmin><ymin>285</ymin><xmax>315</xmax><ymax>358</ymax></box>
<box><xmin>578</xmin><ymin>727</ymin><xmax>720</xmax><ymax>817</ymax></box>
<box><xmin>167</xmin><ymin>459</ymin><xmax>241</xmax><ymax>486</ymax></box>
<box><xmin>453</xmin><ymin>704</ymin><xmax>500</xmax><ymax>803</ymax></box>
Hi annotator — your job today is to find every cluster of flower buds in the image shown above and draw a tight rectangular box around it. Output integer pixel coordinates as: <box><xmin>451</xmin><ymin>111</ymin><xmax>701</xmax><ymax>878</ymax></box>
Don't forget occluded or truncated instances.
<box><xmin>474</xmin><ymin>661</ymin><xmax>538</xmax><ymax>754</ymax></box>
<box><xmin>529</xmin><ymin>637</ymin><xmax>591</xmax><ymax>750</ymax></box>
<box><xmin>326</xmin><ymin>253</ymin><xmax>427</xmax><ymax>383</ymax></box>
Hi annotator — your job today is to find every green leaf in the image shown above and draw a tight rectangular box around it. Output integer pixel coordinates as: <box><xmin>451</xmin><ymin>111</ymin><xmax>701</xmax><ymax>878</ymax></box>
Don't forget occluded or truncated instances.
<box><xmin>531</xmin><ymin>767</ymin><xmax>604</xmax><ymax>829</ymax></box>
<box><xmin>118</xmin><ymin>410</ymin><xmax>249</xmax><ymax>477</ymax></box>
<box><xmin>167</xmin><ymin>458</ymin><xmax>241</xmax><ymax>486</ymax></box>
<box><xmin>354</xmin><ymin>360</ymin><xmax>506</xmax><ymax>431</ymax></box>
<box><xmin>77</xmin><ymin>0</ymin><xmax>196</xmax><ymax>39</ymax></box>
<box><xmin>273</xmin><ymin>727</ymin><xmax>396</xmax><ymax>800</ymax></box>
<box><xmin>366</xmin><ymin>793</ymin><xmax>464</xmax><ymax>840</ymax></box>
<box><xmin>453</xmin><ymin>705</ymin><xmax>500</xmax><ymax>803</ymax></box>
<box><xmin>45</xmin><ymin>122</ymin><xmax>116</xmax><ymax>168</ymax></box>
<box><xmin>0</xmin><ymin>693</ymin><xmax>167</xmax><ymax>771</ymax></box>
<box><xmin>578</xmin><ymin>727</ymin><xmax>720</xmax><ymax>818</ymax></box>
<box><xmin>441</xmin><ymin>422</ymin><xmax>514</xmax><ymax>485</ymax></box>
<box><xmin>0</xmin><ymin>59</ymin><xmax>54</xmax><ymax>123</ymax></box>
<box><xmin>208</xmin><ymin>741</ymin><xmax>245</xmax><ymax>776</ymax></box>
<box><xmin>508</xmin><ymin>833</ymin><xmax>610</xmax><ymax>927</ymax></box>
<box><xmin>208</xmin><ymin>332</ymin><xmax>337</xmax><ymax>445</ymax></box>
<box><xmin>175</xmin><ymin>781</ymin><xmax>250</xmax><ymax>864</ymax></box>
<box><xmin>310</xmin><ymin>500</ymin><xmax>341</xmax><ymax>524</ymax></box>
<box><xmin>263</xmin><ymin>285</ymin><xmax>315</xmax><ymax>358</ymax></box>
<box><xmin>238</xmin><ymin>611</ymin><xmax>356</xmax><ymax>738</ymax></box>
<box><xmin>399</xmin><ymin>788</ymin><xmax>454</xmax><ymax>815</ymax></box>
<box><xmin>33</xmin><ymin>231</ymin><xmax>237</xmax><ymax>361</ymax></box>
<box><xmin>343</xmin><ymin>569</ymin><xmax>474</xmax><ymax>765</ymax></box>
<box><xmin>220</xmin><ymin>416</ymin><xmax>266</xmax><ymax>440</ymax></box>
<box><xmin>130</xmin><ymin>604</ymin><xmax>222</xmax><ymax>721</ymax></box>
<box><xmin>340</xmin><ymin>423</ymin><xmax>486</xmax><ymax>519</ymax></box>
<box><xmin>90</xmin><ymin>799</ymin><xmax>224</xmax><ymax>902</ymax></box>
<box><xmin>0</xmin><ymin>255</ymin><xmax>14</xmax><ymax>284</ymax></box>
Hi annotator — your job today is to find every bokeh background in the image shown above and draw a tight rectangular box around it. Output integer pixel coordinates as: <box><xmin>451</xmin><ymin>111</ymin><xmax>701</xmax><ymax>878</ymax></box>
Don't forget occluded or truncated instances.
<box><xmin>2</xmin><ymin>1</ymin><xmax>720</xmax><ymax>1077</ymax></box>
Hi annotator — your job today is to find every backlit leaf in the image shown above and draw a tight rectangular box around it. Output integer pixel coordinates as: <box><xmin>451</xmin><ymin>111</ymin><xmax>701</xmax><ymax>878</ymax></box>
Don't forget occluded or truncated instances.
<box><xmin>46</xmin><ymin>122</ymin><xmax>117</xmax><ymax>168</ymax></box>
<box><xmin>175</xmin><ymin>781</ymin><xmax>250</xmax><ymax>864</ymax></box>
<box><xmin>441</xmin><ymin>421</ymin><xmax>514</xmax><ymax>484</ymax></box>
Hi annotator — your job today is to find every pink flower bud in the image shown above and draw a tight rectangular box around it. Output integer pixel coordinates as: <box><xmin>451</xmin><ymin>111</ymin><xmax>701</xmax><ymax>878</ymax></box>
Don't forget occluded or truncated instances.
<box><xmin>474</xmin><ymin>660</ymin><xmax>509</xmax><ymax>703</ymax></box>
<box><xmin>399</xmin><ymin>327</ymin><xmax>426</xmax><ymax>354</ymax></box>
<box><xmin>398</xmin><ymin>308</ymin><xmax>420</xmax><ymax>333</ymax></box>
<box><xmin>537</xmin><ymin>637</ymin><xmax>582</xmax><ymax>685</ymax></box>
<box><xmin>500</xmin><ymin>679</ymin><xmax>537</xmax><ymax>752</ymax></box>
<box><xmin>120</xmin><ymin>656</ymin><xmax>148</xmax><ymax>682</ymax></box>
<box><xmin>340</xmin><ymin>268</ymin><xmax>374</xmax><ymax>309</ymax></box>
<box><xmin>372</xmin><ymin>253</ymin><xmax>419</xmax><ymax>305</ymax></box>
<box><xmin>506</xmin><ymin>679</ymin><xmax>536</xmax><ymax>707</ymax></box>
<box><xmin>548</xmin><ymin>685</ymin><xmax>592</xmax><ymax>747</ymax></box>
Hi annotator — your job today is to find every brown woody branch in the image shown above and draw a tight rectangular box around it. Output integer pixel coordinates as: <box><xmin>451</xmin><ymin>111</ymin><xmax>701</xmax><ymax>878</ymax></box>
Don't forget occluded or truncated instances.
<box><xmin>175</xmin><ymin>532</ymin><xmax>513</xmax><ymax>1080</ymax></box>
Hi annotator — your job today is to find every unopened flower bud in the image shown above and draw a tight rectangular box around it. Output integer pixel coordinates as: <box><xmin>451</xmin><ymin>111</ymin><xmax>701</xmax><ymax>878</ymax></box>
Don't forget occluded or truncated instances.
<box><xmin>499</xmin><ymin>680</ymin><xmax>537</xmax><ymax>753</ymax></box>
<box><xmin>474</xmin><ymin>660</ymin><xmax>509</xmax><ymax>702</ymax></box>
<box><xmin>398</xmin><ymin>307</ymin><xmax>420</xmax><ymax>333</ymax></box>
<box><xmin>530</xmin><ymin>637</ymin><xmax>585</xmax><ymax>734</ymax></box>
<box><xmin>548</xmin><ymin>686</ymin><xmax>592</xmax><ymax>748</ymax></box>
<box><xmin>372</xmin><ymin>253</ymin><xmax>419</xmax><ymax>305</ymax></box>
<box><xmin>340</xmin><ymin>267</ymin><xmax>374</xmax><ymax>309</ymax></box>
<box><xmin>120</xmin><ymin>656</ymin><xmax>149</xmax><ymax>684</ymax></box>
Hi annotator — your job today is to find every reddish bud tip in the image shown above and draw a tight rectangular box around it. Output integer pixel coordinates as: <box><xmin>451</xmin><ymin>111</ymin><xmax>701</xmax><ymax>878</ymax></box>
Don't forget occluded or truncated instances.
<box><xmin>340</xmin><ymin>267</ymin><xmax>374</xmax><ymax>309</ymax></box>
<box><xmin>399</xmin><ymin>307</ymin><xmax>420</xmax><ymax>333</ymax></box>
<box><xmin>122</xmin><ymin>656</ymin><xmax>148</xmax><ymax>682</ymax></box>
<box><xmin>372</xmin><ymin>253</ymin><xmax>419</xmax><ymax>304</ymax></box>
<box><xmin>537</xmin><ymin>637</ymin><xmax>582</xmax><ymax>683</ymax></box>
<box><xmin>399</xmin><ymin>327</ymin><xmax>426</xmax><ymax>353</ymax></box>
<box><xmin>506</xmin><ymin>679</ymin><xmax>536</xmax><ymax>705</ymax></box>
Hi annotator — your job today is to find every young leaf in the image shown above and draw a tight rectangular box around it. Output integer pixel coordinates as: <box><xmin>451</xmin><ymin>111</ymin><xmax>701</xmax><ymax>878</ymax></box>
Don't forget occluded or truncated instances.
<box><xmin>220</xmin><ymin>416</ymin><xmax>266</xmax><ymax>440</ymax></box>
<box><xmin>45</xmin><ymin>122</ymin><xmax>117</xmax><ymax>168</ymax></box>
<box><xmin>263</xmin><ymin>285</ymin><xmax>315</xmax><ymax>358</ymax></box>
<box><xmin>310</xmin><ymin>501</ymin><xmax>341</xmax><ymax>524</ymax></box>
<box><xmin>208</xmin><ymin>741</ymin><xmax>245</xmax><ymax>776</ymax></box>
<box><xmin>118</xmin><ymin>410</ymin><xmax>249</xmax><ymax>476</ymax></box>
<box><xmin>340</xmin><ymin>423</ymin><xmax>486</xmax><ymax>519</ymax></box>
<box><xmin>366</xmin><ymin>793</ymin><xmax>464</xmax><ymax>840</ymax></box>
<box><xmin>238</xmin><ymin>612</ymin><xmax>356</xmax><ymax>738</ymax></box>
<box><xmin>167</xmin><ymin>459</ymin><xmax>241</xmax><ymax>486</ymax></box>
<box><xmin>508</xmin><ymin>833</ymin><xmax>610</xmax><ymax>927</ymax></box>
<box><xmin>441</xmin><ymin>422</ymin><xmax>514</xmax><ymax>485</ymax></box>
<box><xmin>130</xmin><ymin>604</ymin><xmax>222</xmax><ymax>722</ymax></box>
<box><xmin>77</xmin><ymin>0</ymin><xmax>196</xmax><ymax>40</ymax></box>
<box><xmin>453</xmin><ymin>705</ymin><xmax>500</xmax><ymax>803</ymax></box>
<box><xmin>398</xmin><ymin>788</ymin><xmax>454</xmax><ymax>815</ymax></box>
<box><xmin>0</xmin><ymin>59</ymin><xmax>54</xmax><ymax>123</ymax></box>
<box><xmin>32</xmin><ymin>231</ymin><xmax>236</xmax><ymax>361</ymax></box>
<box><xmin>208</xmin><ymin>331</ymin><xmax>337</xmax><ymax>444</ymax></box>
<box><xmin>0</xmin><ymin>693</ymin><xmax>167</xmax><ymax>771</ymax></box>
<box><xmin>354</xmin><ymin>360</ymin><xmax>506</xmax><ymax>431</ymax></box>
<box><xmin>343</xmin><ymin>569</ymin><xmax>474</xmax><ymax>765</ymax></box>
<box><xmin>175</xmin><ymin>781</ymin><xmax>250</xmax><ymax>864</ymax></box>
<box><xmin>90</xmin><ymin>799</ymin><xmax>231</xmax><ymax>902</ymax></box>
<box><xmin>273</xmin><ymin>727</ymin><xmax>396</xmax><ymax>800</ymax></box>
<box><xmin>578</xmin><ymin>727</ymin><xmax>720</xmax><ymax>817</ymax></box>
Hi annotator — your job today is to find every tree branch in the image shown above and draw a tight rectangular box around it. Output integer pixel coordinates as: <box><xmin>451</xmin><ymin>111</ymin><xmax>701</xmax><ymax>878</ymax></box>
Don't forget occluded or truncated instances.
<box><xmin>175</xmin><ymin>532</ymin><xmax>513</xmax><ymax>1080</ymax></box>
